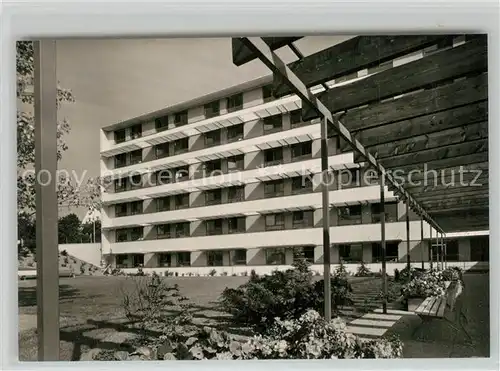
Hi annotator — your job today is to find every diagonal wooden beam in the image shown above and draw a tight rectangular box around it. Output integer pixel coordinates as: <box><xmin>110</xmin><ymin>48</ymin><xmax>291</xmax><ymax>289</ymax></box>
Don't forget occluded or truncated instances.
<box><xmin>232</xmin><ymin>37</ymin><xmax>302</xmax><ymax>66</ymax></box>
<box><xmin>302</xmin><ymin>36</ymin><xmax>487</xmax><ymax>120</ymax></box>
<box><xmin>273</xmin><ymin>35</ymin><xmax>456</xmax><ymax>97</ymax></box>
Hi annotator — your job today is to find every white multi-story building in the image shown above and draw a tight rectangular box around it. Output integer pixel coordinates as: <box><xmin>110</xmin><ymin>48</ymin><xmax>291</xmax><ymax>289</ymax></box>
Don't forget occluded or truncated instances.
<box><xmin>99</xmin><ymin>49</ymin><xmax>489</xmax><ymax>276</ymax></box>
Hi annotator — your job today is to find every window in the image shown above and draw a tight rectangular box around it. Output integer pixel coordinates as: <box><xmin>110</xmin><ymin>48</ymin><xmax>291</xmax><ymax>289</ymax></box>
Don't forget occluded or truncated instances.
<box><xmin>114</xmin><ymin>178</ymin><xmax>128</xmax><ymax>193</ymax></box>
<box><xmin>130</xmin><ymin>124</ymin><xmax>142</xmax><ymax>139</ymax></box>
<box><xmin>291</xmin><ymin>141</ymin><xmax>312</xmax><ymax>160</ymax></box>
<box><xmin>155</xmin><ymin>116</ymin><xmax>169</xmax><ymax>132</ymax></box>
<box><xmin>130</xmin><ymin>201</ymin><xmax>143</xmax><ymax>215</ymax></box>
<box><xmin>131</xmin><ymin>254</ymin><xmax>144</xmax><ymax>268</ymax></box>
<box><xmin>176</xmin><ymin>252</ymin><xmax>191</xmax><ymax>267</ymax></box>
<box><xmin>157</xmin><ymin>224</ymin><xmax>172</xmax><ymax>239</ymax></box>
<box><xmin>205</xmin><ymin>189</ymin><xmax>222</xmax><ymax>206</ymax></box>
<box><xmin>263</xmin><ymin>115</ymin><xmax>283</xmax><ymax>134</ymax></box>
<box><xmin>174</xmin><ymin>110</ymin><xmax>188</xmax><ymax>127</ymax></box>
<box><xmin>115</xmin><ymin>254</ymin><xmax>128</xmax><ymax>268</ymax></box>
<box><xmin>293</xmin><ymin>246</ymin><xmax>315</xmax><ymax>263</ymax></box>
<box><xmin>227</xmin><ymin>124</ymin><xmax>244</xmax><ymax>142</ymax></box>
<box><xmin>129</xmin><ymin>149</ymin><xmax>142</xmax><ymax>165</ymax></box>
<box><xmin>264</xmin><ymin>148</ymin><xmax>283</xmax><ymax>167</ymax></box>
<box><xmin>264</xmin><ymin>180</ymin><xmax>284</xmax><ymax>198</ymax></box>
<box><xmin>207</xmin><ymin>251</ymin><xmax>224</xmax><ymax>266</ymax></box>
<box><xmin>228</xmin><ymin>186</ymin><xmax>244</xmax><ymax>203</ymax></box>
<box><xmin>130</xmin><ymin>227</ymin><xmax>144</xmax><ymax>241</ymax></box>
<box><xmin>262</xmin><ymin>84</ymin><xmax>275</xmax><ymax>103</ymax></box>
<box><xmin>231</xmin><ymin>249</ymin><xmax>247</xmax><ymax>265</ymax></box>
<box><xmin>204</xmin><ymin>130</ymin><xmax>221</xmax><ymax>147</ymax></box>
<box><xmin>129</xmin><ymin>174</ymin><xmax>142</xmax><ymax>190</ymax></box>
<box><xmin>339</xmin><ymin>243</ymin><xmax>363</xmax><ymax>262</ymax></box>
<box><xmin>175</xmin><ymin>222</ymin><xmax>190</xmax><ymax>238</ymax></box>
<box><xmin>115</xmin><ymin>203</ymin><xmax>127</xmax><ymax>217</ymax></box>
<box><xmin>371</xmin><ymin>202</ymin><xmax>398</xmax><ymax>223</ymax></box>
<box><xmin>338</xmin><ymin>205</ymin><xmax>362</xmax><ymax>225</ymax></box>
<box><xmin>154</xmin><ymin>169</ymin><xmax>173</xmax><ymax>186</ymax></box>
<box><xmin>291</xmin><ymin>176</ymin><xmax>313</xmax><ymax>195</ymax></box>
<box><xmin>116</xmin><ymin>229</ymin><xmax>128</xmax><ymax>242</ymax></box>
<box><xmin>173</xmin><ymin>166</ymin><xmax>189</xmax><ymax>182</ymax></box>
<box><xmin>157</xmin><ymin>196</ymin><xmax>171</xmax><ymax>212</ymax></box>
<box><xmin>114</xmin><ymin>129</ymin><xmax>126</xmax><ymax>144</ymax></box>
<box><xmin>265</xmin><ymin>213</ymin><xmax>285</xmax><ymax>231</ymax></box>
<box><xmin>471</xmin><ymin>236</ymin><xmax>489</xmax><ymax>262</ymax></box>
<box><xmin>204</xmin><ymin>100</ymin><xmax>220</xmax><ymax>118</ymax></box>
<box><xmin>173</xmin><ymin>138</ymin><xmax>189</xmax><ymax>154</ymax></box>
<box><xmin>372</xmin><ymin>242</ymin><xmax>400</xmax><ymax>263</ymax></box>
<box><xmin>206</xmin><ymin>219</ymin><xmax>223</xmax><ymax>236</ymax></box>
<box><xmin>227</xmin><ymin>155</ymin><xmax>244</xmax><ymax>172</ymax></box>
<box><xmin>290</xmin><ymin>110</ymin><xmax>303</xmax><ymax>127</ymax></box>
<box><xmin>228</xmin><ymin>217</ymin><xmax>245</xmax><ymax>234</ymax></box>
<box><xmin>338</xmin><ymin>168</ymin><xmax>360</xmax><ymax>189</ymax></box>
<box><xmin>155</xmin><ymin>143</ymin><xmax>169</xmax><ymax>159</ymax></box>
<box><xmin>115</xmin><ymin>153</ymin><xmax>127</xmax><ymax>168</ymax></box>
<box><xmin>266</xmin><ymin>247</ymin><xmax>286</xmax><ymax>265</ymax></box>
<box><xmin>174</xmin><ymin>194</ymin><xmax>189</xmax><ymax>210</ymax></box>
<box><xmin>292</xmin><ymin>211</ymin><xmax>314</xmax><ymax>229</ymax></box>
<box><xmin>226</xmin><ymin>93</ymin><xmax>243</xmax><ymax>113</ymax></box>
<box><xmin>444</xmin><ymin>240</ymin><xmax>459</xmax><ymax>261</ymax></box>
<box><xmin>204</xmin><ymin>159</ymin><xmax>222</xmax><ymax>176</ymax></box>
<box><xmin>158</xmin><ymin>253</ymin><xmax>172</xmax><ymax>267</ymax></box>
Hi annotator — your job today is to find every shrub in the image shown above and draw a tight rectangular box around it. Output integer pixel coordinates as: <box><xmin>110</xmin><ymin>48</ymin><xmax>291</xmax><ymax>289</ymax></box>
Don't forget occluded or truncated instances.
<box><xmin>135</xmin><ymin>267</ymin><xmax>145</xmax><ymax>276</ymax></box>
<box><xmin>220</xmin><ymin>260</ymin><xmax>353</xmax><ymax>333</ymax></box>
<box><xmin>80</xmin><ymin>264</ymin><xmax>86</xmax><ymax>275</ymax></box>
<box><xmin>441</xmin><ymin>266</ymin><xmax>463</xmax><ymax>283</ymax></box>
<box><xmin>354</xmin><ymin>262</ymin><xmax>372</xmax><ymax>277</ymax></box>
<box><xmin>398</xmin><ymin>266</ymin><xmax>425</xmax><ymax>282</ymax></box>
<box><xmin>61</xmin><ymin>250</ymin><xmax>68</xmax><ymax>256</ymax></box>
<box><xmin>401</xmin><ymin>269</ymin><xmax>447</xmax><ymax>299</ymax></box>
<box><xmin>394</xmin><ymin>269</ymin><xmax>400</xmax><ymax>281</ymax></box>
<box><xmin>221</xmin><ymin>272</ymin><xmax>228</xmax><ymax>276</ymax></box>
<box><xmin>250</xmin><ymin>269</ymin><xmax>258</xmax><ymax>280</ymax></box>
<box><xmin>209</xmin><ymin>269</ymin><xmax>217</xmax><ymax>277</ymax></box>
<box><xmin>335</xmin><ymin>261</ymin><xmax>348</xmax><ymax>277</ymax></box>
<box><xmin>232</xmin><ymin>273</ymin><xmax>237</xmax><ymax>276</ymax></box>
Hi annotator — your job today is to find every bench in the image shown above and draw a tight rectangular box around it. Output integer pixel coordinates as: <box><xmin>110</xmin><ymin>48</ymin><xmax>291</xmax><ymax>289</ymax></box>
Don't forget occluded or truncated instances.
<box><xmin>413</xmin><ymin>280</ymin><xmax>471</xmax><ymax>341</ymax></box>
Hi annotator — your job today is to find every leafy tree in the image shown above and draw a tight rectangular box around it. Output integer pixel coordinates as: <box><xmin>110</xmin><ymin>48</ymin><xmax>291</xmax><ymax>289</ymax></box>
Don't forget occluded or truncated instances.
<box><xmin>16</xmin><ymin>41</ymin><xmax>102</xmax><ymax>218</ymax></box>
<box><xmin>81</xmin><ymin>219</ymin><xmax>102</xmax><ymax>243</ymax></box>
<box><xmin>18</xmin><ymin>212</ymin><xmax>36</xmax><ymax>255</ymax></box>
<box><xmin>58</xmin><ymin>213</ymin><xmax>82</xmax><ymax>243</ymax></box>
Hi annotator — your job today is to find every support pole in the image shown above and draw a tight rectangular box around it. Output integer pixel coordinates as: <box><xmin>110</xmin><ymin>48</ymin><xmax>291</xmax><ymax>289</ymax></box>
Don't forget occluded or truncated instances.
<box><xmin>443</xmin><ymin>234</ymin><xmax>447</xmax><ymax>269</ymax></box>
<box><xmin>435</xmin><ymin>230</ymin><xmax>440</xmax><ymax>270</ymax></box>
<box><xmin>406</xmin><ymin>201</ymin><xmax>411</xmax><ymax>283</ymax></box>
<box><xmin>320</xmin><ymin>116</ymin><xmax>331</xmax><ymax>321</ymax></box>
<box><xmin>420</xmin><ymin>216</ymin><xmax>424</xmax><ymax>270</ymax></box>
<box><xmin>380</xmin><ymin>175</ymin><xmax>388</xmax><ymax>314</ymax></box>
<box><xmin>441</xmin><ymin>233</ymin><xmax>445</xmax><ymax>270</ymax></box>
<box><xmin>34</xmin><ymin>40</ymin><xmax>60</xmax><ymax>361</ymax></box>
<box><xmin>429</xmin><ymin>224</ymin><xmax>433</xmax><ymax>270</ymax></box>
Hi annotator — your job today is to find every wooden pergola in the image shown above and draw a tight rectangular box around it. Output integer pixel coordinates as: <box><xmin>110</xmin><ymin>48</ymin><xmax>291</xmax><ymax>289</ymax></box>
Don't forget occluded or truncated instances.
<box><xmin>231</xmin><ymin>35</ymin><xmax>488</xmax><ymax>319</ymax></box>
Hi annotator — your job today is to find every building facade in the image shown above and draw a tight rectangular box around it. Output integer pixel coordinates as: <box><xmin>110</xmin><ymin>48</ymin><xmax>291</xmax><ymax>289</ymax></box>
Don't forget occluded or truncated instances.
<box><xmin>99</xmin><ymin>40</ymin><xmax>489</xmax><ymax>275</ymax></box>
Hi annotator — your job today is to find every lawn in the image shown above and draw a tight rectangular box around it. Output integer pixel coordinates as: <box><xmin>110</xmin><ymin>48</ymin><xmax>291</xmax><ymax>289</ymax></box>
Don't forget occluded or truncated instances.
<box><xmin>18</xmin><ymin>275</ymin><xmax>391</xmax><ymax>361</ymax></box>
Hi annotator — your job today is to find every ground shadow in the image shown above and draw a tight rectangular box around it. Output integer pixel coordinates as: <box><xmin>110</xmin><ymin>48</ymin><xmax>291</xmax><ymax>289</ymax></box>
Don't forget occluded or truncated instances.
<box><xmin>18</xmin><ymin>284</ymin><xmax>82</xmax><ymax>307</ymax></box>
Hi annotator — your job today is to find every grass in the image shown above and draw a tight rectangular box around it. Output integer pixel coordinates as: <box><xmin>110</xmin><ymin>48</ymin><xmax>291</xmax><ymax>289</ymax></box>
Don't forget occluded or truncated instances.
<box><xmin>18</xmin><ymin>275</ymin><xmax>390</xmax><ymax>361</ymax></box>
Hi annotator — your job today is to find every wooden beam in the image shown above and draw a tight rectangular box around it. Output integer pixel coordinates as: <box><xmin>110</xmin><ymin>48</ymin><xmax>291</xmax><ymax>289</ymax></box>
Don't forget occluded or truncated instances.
<box><xmin>232</xmin><ymin>37</ymin><xmax>302</xmax><ymax>66</ymax></box>
<box><xmin>421</xmin><ymin>198</ymin><xmax>489</xmax><ymax>209</ymax></box>
<box><xmin>404</xmin><ymin>172</ymin><xmax>489</xmax><ymax>189</ymax></box>
<box><xmin>337</xmin><ymin>74</ymin><xmax>488</xmax><ymax>147</ymax></box>
<box><xmin>428</xmin><ymin>203</ymin><xmax>489</xmax><ymax>213</ymax></box>
<box><xmin>302</xmin><ymin>37</ymin><xmax>487</xmax><ymax>120</ymax></box>
<box><xmin>385</xmin><ymin>152</ymin><xmax>488</xmax><ymax>174</ymax></box>
<box><xmin>367</xmin><ymin>121</ymin><xmax>488</xmax><ymax>160</ymax></box>
<box><xmin>343</xmin><ymin>101</ymin><xmax>488</xmax><ymax>150</ymax></box>
<box><xmin>416</xmin><ymin>190</ymin><xmax>489</xmax><ymax>203</ymax></box>
<box><xmin>273</xmin><ymin>35</ymin><xmax>455</xmax><ymax>97</ymax></box>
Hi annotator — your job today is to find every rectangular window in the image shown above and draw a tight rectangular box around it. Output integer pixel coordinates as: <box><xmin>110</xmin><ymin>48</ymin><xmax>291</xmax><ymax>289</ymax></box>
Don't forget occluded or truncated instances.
<box><xmin>227</xmin><ymin>124</ymin><xmax>244</xmax><ymax>142</ymax></box>
<box><xmin>129</xmin><ymin>149</ymin><xmax>142</xmax><ymax>165</ymax></box>
<box><xmin>114</xmin><ymin>129</ymin><xmax>126</xmax><ymax>144</ymax></box>
<box><xmin>175</xmin><ymin>222</ymin><xmax>190</xmax><ymax>238</ymax></box>
<box><xmin>372</xmin><ymin>242</ymin><xmax>399</xmax><ymax>263</ymax></box>
<box><xmin>263</xmin><ymin>115</ymin><xmax>283</xmax><ymax>134</ymax></box>
<box><xmin>115</xmin><ymin>254</ymin><xmax>128</xmax><ymax>268</ymax></box>
<box><xmin>157</xmin><ymin>224</ymin><xmax>172</xmax><ymax>239</ymax></box>
<box><xmin>292</xmin><ymin>211</ymin><xmax>314</xmax><ymax>229</ymax></box>
<box><xmin>445</xmin><ymin>239</ymin><xmax>459</xmax><ymax>262</ymax></box>
<box><xmin>158</xmin><ymin>253</ymin><xmax>172</xmax><ymax>267</ymax></box>
<box><xmin>115</xmin><ymin>153</ymin><xmax>127</xmax><ymax>168</ymax></box>
<box><xmin>371</xmin><ymin>202</ymin><xmax>398</xmax><ymax>223</ymax></box>
<box><xmin>114</xmin><ymin>178</ymin><xmax>128</xmax><ymax>193</ymax></box>
<box><xmin>131</xmin><ymin>254</ymin><xmax>144</xmax><ymax>268</ymax></box>
<box><xmin>116</xmin><ymin>229</ymin><xmax>128</xmax><ymax>242</ymax></box>
<box><xmin>226</xmin><ymin>93</ymin><xmax>243</xmax><ymax>113</ymax></box>
<box><xmin>290</xmin><ymin>110</ymin><xmax>304</xmax><ymax>128</ymax></box>
<box><xmin>130</xmin><ymin>124</ymin><xmax>142</xmax><ymax>140</ymax></box>
<box><xmin>265</xmin><ymin>213</ymin><xmax>285</xmax><ymax>231</ymax></box>
<box><xmin>206</xmin><ymin>219</ymin><xmax>223</xmax><ymax>236</ymax></box>
<box><xmin>338</xmin><ymin>205</ymin><xmax>362</xmax><ymax>226</ymax></box>
<box><xmin>338</xmin><ymin>168</ymin><xmax>361</xmax><ymax>189</ymax></box>
<box><xmin>130</xmin><ymin>227</ymin><xmax>144</xmax><ymax>241</ymax></box>
<box><xmin>227</xmin><ymin>155</ymin><xmax>244</xmax><ymax>172</ymax></box>
<box><xmin>262</xmin><ymin>84</ymin><xmax>275</xmax><ymax>103</ymax></box>
<box><xmin>291</xmin><ymin>176</ymin><xmax>313</xmax><ymax>195</ymax></box>
<box><xmin>266</xmin><ymin>247</ymin><xmax>286</xmax><ymax>265</ymax></box>
<box><xmin>173</xmin><ymin>138</ymin><xmax>189</xmax><ymax>155</ymax></box>
<box><xmin>339</xmin><ymin>243</ymin><xmax>363</xmax><ymax>263</ymax></box>
<box><xmin>264</xmin><ymin>147</ymin><xmax>283</xmax><ymax>167</ymax></box>
<box><xmin>157</xmin><ymin>196</ymin><xmax>171</xmax><ymax>212</ymax></box>
<box><xmin>228</xmin><ymin>217</ymin><xmax>245</xmax><ymax>234</ymax></box>
<box><xmin>204</xmin><ymin>159</ymin><xmax>222</xmax><ymax>176</ymax></box>
<box><xmin>231</xmin><ymin>249</ymin><xmax>247</xmax><ymax>265</ymax></box>
<box><xmin>174</xmin><ymin>110</ymin><xmax>188</xmax><ymax>127</ymax></box>
<box><xmin>228</xmin><ymin>186</ymin><xmax>244</xmax><ymax>203</ymax></box>
<box><xmin>155</xmin><ymin>116</ymin><xmax>169</xmax><ymax>132</ymax></box>
<box><xmin>204</xmin><ymin>100</ymin><xmax>220</xmax><ymax>118</ymax></box>
<box><xmin>293</xmin><ymin>246</ymin><xmax>315</xmax><ymax>263</ymax></box>
<box><xmin>174</xmin><ymin>194</ymin><xmax>189</xmax><ymax>210</ymax></box>
<box><xmin>115</xmin><ymin>203</ymin><xmax>128</xmax><ymax>217</ymax></box>
<box><xmin>470</xmin><ymin>236</ymin><xmax>489</xmax><ymax>261</ymax></box>
<box><xmin>173</xmin><ymin>166</ymin><xmax>190</xmax><ymax>182</ymax></box>
<box><xmin>204</xmin><ymin>130</ymin><xmax>221</xmax><ymax>147</ymax></box>
<box><xmin>207</xmin><ymin>251</ymin><xmax>224</xmax><ymax>267</ymax></box>
<box><xmin>176</xmin><ymin>252</ymin><xmax>191</xmax><ymax>267</ymax></box>
<box><xmin>205</xmin><ymin>189</ymin><xmax>222</xmax><ymax>206</ymax></box>
<box><xmin>129</xmin><ymin>174</ymin><xmax>142</xmax><ymax>190</ymax></box>
<box><xmin>264</xmin><ymin>180</ymin><xmax>284</xmax><ymax>198</ymax></box>
<box><xmin>154</xmin><ymin>169</ymin><xmax>173</xmax><ymax>186</ymax></box>
<box><xmin>155</xmin><ymin>142</ymin><xmax>170</xmax><ymax>159</ymax></box>
<box><xmin>130</xmin><ymin>201</ymin><xmax>143</xmax><ymax>215</ymax></box>
<box><xmin>291</xmin><ymin>141</ymin><xmax>312</xmax><ymax>160</ymax></box>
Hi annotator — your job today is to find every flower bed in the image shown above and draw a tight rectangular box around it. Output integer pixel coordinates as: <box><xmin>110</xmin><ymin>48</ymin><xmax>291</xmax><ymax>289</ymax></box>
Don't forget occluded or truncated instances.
<box><xmin>401</xmin><ymin>269</ymin><xmax>447</xmax><ymax>299</ymax></box>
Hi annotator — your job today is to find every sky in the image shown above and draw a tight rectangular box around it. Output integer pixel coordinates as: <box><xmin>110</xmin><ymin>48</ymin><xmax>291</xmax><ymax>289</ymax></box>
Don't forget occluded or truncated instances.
<box><xmin>53</xmin><ymin>36</ymin><xmax>352</xmax><ymax>217</ymax></box>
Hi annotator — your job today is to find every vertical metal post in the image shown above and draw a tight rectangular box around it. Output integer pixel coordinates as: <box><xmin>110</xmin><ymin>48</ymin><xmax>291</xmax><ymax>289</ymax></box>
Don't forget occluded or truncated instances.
<box><xmin>405</xmin><ymin>201</ymin><xmax>411</xmax><ymax>284</ymax></box>
<box><xmin>435</xmin><ymin>230</ymin><xmax>440</xmax><ymax>270</ymax></box>
<box><xmin>380</xmin><ymin>175</ymin><xmax>387</xmax><ymax>314</ymax></box>
<box><xmin>441</xmin><ymin>233</ymin><xmax>445</xmax><ymax>270</ymax></box>
<box><xmin>34</xmin><ymin>40</ymin><xmax>60</xmax><ymax>361</ymax></box>
<box><xmin>429</xmin><ymin>224</ymin><xmax>433</xmax><ymax>270</ymax></box>
<box><xmin>320</xmin><ymin>117</ymin><xmax>331</xmax><ymax>321</ymax></box>
<box><xmin>443</xmin><ymin>234</ymin><xmax>447</xmax><ymax>269</ymax></box>
<box><xmin>420</xmin><ymin>216</ymin><xmax>424</xmax><ymax>269</ymax></box>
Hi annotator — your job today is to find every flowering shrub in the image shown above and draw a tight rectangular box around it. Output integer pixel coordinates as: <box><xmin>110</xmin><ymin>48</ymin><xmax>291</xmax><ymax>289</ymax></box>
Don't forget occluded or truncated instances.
<box><xmin>401</xmin><ymin>269</ymin><xmax>447</xmax><ymax>299</ymax></box>
<box><xmin>354</xmin><ymin>262</ymin><xmax>373</xmax><ymax>277</ymax></box>
<box><xmin>397</xmin><ymin>266</ymin><xmax>425</xmax><ymax>282</ymax></box>
<box><xmin>93</xmin><ymin>310</ymin><xmax>403</xmax><ymax>360</ymax></box>
<box><xmin>441</xmin><ymin>267</ymin><xmax>463</xmax><ymax>282</ymax></box>
<box><xmin>220</xmin><ymin>260</ymin><xmax>353</xmax><ymax>333</ymax></box>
